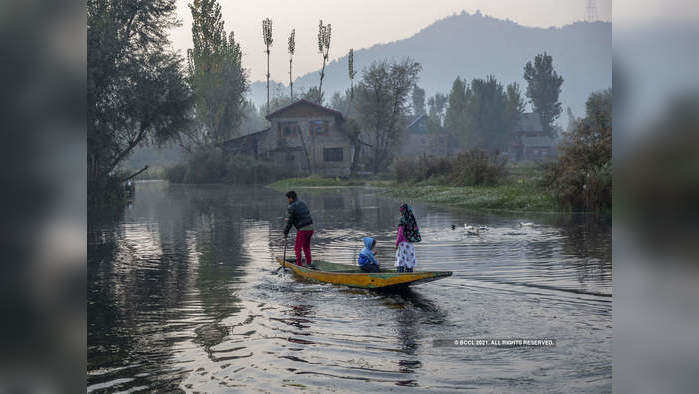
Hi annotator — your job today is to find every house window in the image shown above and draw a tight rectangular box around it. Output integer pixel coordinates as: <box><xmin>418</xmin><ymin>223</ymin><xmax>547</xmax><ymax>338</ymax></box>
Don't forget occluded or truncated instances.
<box><xmin>279</xmin><ymin>121</ymin><xmax>299</xmax><ymax>137</ymax></box>
<box><xmin>323</xmin><ymin>147</ymin><xmax>343</xmax><ymax>162</ymax></box>
<box><xmin>309</xmin><ymin>120</ymin><xmax>329</xmax><ymax>136</ymax></box>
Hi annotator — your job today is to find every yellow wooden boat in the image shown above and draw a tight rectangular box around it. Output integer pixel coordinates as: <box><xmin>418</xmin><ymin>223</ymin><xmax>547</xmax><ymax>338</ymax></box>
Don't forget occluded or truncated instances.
<box><xmin>276</xmin><ymin>257</ymin><xmax>452</xmax><ymax>289</ymax></box>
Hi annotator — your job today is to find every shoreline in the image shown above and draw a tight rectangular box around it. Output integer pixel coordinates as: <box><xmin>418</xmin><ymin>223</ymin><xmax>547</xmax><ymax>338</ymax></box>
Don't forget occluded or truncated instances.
<box><xmin>268</xmin><ymin>176</ymin><xmax>565</xmax><ymax>213</ymax></box>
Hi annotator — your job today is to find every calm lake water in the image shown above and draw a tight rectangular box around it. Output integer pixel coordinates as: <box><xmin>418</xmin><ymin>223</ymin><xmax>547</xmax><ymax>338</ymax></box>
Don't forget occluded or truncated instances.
<box><xmin>87</xmin><ymin>181</ymin><xmax>612</xmax><ymax>392</ymax></box>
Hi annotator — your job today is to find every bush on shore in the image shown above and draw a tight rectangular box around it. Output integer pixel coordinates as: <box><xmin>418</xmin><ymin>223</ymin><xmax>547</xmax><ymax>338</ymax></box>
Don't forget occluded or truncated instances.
<box><xmin>449</xmin><ymin>150</ymin><xmax>508</xmax><ymax>186</ymax></box>
<box><xmin>392</xmin><ymin>150</ymin><xmax>508</xmax><ymax>186</ymax></box>
<box><xmin>166</xmin><ymin>148</ymin><xmax>296</xmax><ymax>184</ymax></box>
<box><xmin>541</xmin><ymin>89</ymin><xmax>612</xmax><ymax>211</ymax></box>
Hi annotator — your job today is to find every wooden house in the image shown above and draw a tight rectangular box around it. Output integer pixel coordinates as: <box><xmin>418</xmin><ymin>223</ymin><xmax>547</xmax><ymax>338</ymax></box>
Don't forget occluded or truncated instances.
<box><xmin>222</xmin><ymin>99</ymin><xmax>354</xmax><ymax>177</ymax></box>
<box><xmin>510</xmin><ymin>112</ymin><xmax>556</xmax><ymax>161</ymax></box>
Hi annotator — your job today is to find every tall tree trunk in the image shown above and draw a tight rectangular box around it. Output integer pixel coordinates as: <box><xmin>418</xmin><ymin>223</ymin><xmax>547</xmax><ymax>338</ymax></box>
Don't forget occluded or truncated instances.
<box><xmin>318</xmin><ymin>55</ymin><xmax>327</xmax><ymax>95</ymax></box>
<box><xmin>266</xmin><ymin>47</ymin><xmax>270</xmax><ymax>114</ymax></box>
<box><xmin>297</xmin><ymin>129</ymin><xmax>313</xmax><ymax>174</ymax></box>
<box><xmin>350</xmin><ymin>140</ymin><xmax>361</xmax><ymax>177</ymax></box>
<box><xmin>289</xmin><ymin>58</ymin><xmax>293</xmax><ymax>99</ymax></box>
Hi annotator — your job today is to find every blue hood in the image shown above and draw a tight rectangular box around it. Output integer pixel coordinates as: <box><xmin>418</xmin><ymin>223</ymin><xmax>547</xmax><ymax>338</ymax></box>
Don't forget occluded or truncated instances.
<box><xmin>358</xmin><ymin>237</ymin><xmax>378</xmax><ymax>266</ymax></box>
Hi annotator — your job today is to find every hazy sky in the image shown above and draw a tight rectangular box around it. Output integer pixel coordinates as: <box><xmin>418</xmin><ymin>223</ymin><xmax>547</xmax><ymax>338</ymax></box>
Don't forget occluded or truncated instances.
<box><xmin>169</xmin><ymin>0</ymin><xmax>617</xmax><ymax>83</ymax></box>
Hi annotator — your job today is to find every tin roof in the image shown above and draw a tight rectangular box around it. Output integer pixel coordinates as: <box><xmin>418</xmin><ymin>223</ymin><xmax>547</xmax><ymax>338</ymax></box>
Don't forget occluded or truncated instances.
<box><xmin>265</xmin><ymin>98</ymin><xmax>345</xmax><ymax>121</ymax></box>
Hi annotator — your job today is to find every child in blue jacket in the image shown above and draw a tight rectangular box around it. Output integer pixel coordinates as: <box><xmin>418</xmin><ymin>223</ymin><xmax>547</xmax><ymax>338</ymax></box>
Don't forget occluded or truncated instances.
<box><xmin>357</xmin><ymin>237</ymin><xmax>380</xmax><ymax>273</ymax></box>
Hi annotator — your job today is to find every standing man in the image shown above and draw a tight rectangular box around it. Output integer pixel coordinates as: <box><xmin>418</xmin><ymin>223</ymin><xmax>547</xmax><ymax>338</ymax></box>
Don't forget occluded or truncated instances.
<box><xmin>283</xmin><ymin>191</ymin><xmax>314</xmax><ymax>266</ymax></box>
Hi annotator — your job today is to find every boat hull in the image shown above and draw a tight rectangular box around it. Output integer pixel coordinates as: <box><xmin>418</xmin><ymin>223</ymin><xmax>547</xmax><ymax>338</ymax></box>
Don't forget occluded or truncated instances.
<box><xmin>276</xmin><ymin>257</ymin><xmax>452</xmax><ymax>289</ymax></box>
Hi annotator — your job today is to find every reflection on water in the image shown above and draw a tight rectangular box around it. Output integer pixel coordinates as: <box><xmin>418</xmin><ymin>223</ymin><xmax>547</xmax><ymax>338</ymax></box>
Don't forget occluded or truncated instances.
<box><xmin>88</xmin><ymin>181</ymin><xmax>612</xmax><ymax>392</ymax></box>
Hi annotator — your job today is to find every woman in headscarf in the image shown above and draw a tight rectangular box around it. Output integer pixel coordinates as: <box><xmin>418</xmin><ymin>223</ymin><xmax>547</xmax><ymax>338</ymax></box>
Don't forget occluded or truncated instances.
<box><xmin>395</xmin><ymin>203</ymin><xmax>421</xmax><ymax>272</ymax></box>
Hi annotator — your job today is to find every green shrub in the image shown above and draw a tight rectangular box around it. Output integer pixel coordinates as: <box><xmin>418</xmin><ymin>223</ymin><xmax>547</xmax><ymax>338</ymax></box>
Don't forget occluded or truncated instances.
<box><xmin>392</xmin><ymin>157</ymin><xmax>420</xmax><ymax>183</ymax></box>
<box><xmin>449</xmin><ymin>150</ymin><xmax>508</xmax><ymax>186</ymax></box>
<box><xmin>166</xmin><ymin>148</ymin><xmax>296</xmax><ymax>184</ymax></box>
<box><xmin>542</xmin><ymin>89</ymin><xmax>612</xmax><ymax>211</ymax></box>
<box><xmin>393</xmin><ymin>150</ymin><xmax>507</xmax><ymax>186</ymax></box>
<box><xmin>392</xmin><ymin>155</ymin><xmax>452</xmax><ymax>183</ymax></box>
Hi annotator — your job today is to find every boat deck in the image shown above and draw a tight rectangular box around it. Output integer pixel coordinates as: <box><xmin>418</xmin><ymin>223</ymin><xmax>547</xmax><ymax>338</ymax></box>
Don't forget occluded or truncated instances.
<box><xmin>277</xmin><ymin>257</ymin><xmax>452</xmax><ymax>289</ymax></box>
<box><xmin>283</xmin><ymin>258</ymin><xmax>402</xmax><ymax>273</ymax></box>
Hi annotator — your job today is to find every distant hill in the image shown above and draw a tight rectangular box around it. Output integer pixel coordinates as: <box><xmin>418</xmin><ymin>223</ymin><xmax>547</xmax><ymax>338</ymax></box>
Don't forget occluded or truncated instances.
<box><xmin>247</xmin><ymin>11</ymin><xmax>611</xmax><ymax>123</ymax></box>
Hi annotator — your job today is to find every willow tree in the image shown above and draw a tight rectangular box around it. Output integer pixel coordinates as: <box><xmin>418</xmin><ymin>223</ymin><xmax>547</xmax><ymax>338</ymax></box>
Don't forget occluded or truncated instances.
<box><xmin>262</xmin><ymin>18</ymin><xmax>273</xmax><ymax>114</ymax></box>
<box><xmin>288</xmin><ymin>29</ymin><xmax>295</xmax><ymax>98</ymax></box>
<box><xmin>316</xmin><ymin>20</ymin><xmax>332</xmax><ymax>96</ymax></box>
<box><xmin>355</xmin><ymin>58</ymin><xmax>422</xmax><ymax>173</ymax></box>
<box><xmin>88</xmin><ymin>0</ymin><xmax>193</xmax><ymax>195</ymax></box>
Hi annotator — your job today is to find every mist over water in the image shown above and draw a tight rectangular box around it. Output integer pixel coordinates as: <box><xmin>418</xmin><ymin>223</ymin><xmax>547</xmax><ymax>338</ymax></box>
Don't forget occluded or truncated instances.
<box><xmin>87</xmin><ymin>181</ymin><xmax>611</xmax><ymax>392</ymax></box>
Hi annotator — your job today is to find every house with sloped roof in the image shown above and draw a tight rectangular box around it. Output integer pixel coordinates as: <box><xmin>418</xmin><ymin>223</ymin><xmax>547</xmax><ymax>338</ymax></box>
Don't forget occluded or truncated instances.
<box><xmin>221</xmin><ymin>99</ymin><xmax>354</xmax><ymax>176</ymax></box>
<box><xmin>510</xmin><ymin>113</ymin><xmax>556</xmax><ymax>161</ymax></box>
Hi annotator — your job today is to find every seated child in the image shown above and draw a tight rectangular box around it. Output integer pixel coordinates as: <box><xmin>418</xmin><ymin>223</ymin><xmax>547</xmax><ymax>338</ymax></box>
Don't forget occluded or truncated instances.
<box><xmin>357</xmin><ymin>237</ymin><xmax>380</xmax><ymax>273</ymax></box>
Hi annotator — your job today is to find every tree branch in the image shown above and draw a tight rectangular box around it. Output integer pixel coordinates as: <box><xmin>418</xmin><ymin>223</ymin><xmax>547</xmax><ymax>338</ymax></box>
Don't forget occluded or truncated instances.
<box><xmin>108</xmin><ymin>123</ymin><xmax>149</xmax><ymax>174</ymax></box>
<box><xmin>120</xmin><ymin>165</ymin><xmax>149</xmax><ymax>182</ymax></box>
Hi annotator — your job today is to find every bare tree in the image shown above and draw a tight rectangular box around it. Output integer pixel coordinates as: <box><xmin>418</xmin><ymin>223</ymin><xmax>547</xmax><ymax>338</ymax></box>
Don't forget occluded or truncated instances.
<box><xmin>355</xmin><ymin>58</ymin><xmax>422</xmax><ymax>173</ymax></box>
<box><xmin>262</xmin><ymin>18</ymin><xmax>273</xmax><ymax>114</ymax></box>
<box><xmin>288</xmin><ymin>28</ymin><xmax>295</xmax><ymax>99</ymax></box>
<box><xmin>316</xmin><ymin>20</ymin><xmax>331</xmax><ymax>96</ymax></box>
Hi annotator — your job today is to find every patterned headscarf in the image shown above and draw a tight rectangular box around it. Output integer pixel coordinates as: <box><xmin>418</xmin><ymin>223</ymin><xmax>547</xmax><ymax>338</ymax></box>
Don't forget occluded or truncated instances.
<box><xmin>399</xmin><ymin>203</ymin><xmax>421</xmax><ymax>243</ymax></box>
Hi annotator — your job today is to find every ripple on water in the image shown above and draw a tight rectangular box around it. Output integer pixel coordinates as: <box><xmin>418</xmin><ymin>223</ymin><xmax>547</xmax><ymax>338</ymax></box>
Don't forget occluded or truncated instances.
<box><xmin>88</xmin><ymin>183</ymin><xmax>612</xmax><ymax>392</ymax></box>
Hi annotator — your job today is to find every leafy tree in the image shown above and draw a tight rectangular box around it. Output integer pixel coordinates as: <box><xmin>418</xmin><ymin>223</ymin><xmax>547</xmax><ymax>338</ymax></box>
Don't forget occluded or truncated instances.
<box><xmin>505</xmin><ymin>82</ymin><xmax>525</xmax><ymax>133</ymax></box>
<box><xmin>330</xmin><ymin>89</ymin><xmax>355</xmax><ymax>118</ymax></box>
<box><xmin>523</xmin><ymin>52</ymin><xmax>564</xmax><ymax>136</ymax></box>
<box><xmin>355</xmin><ymin>58</ymin><xmax>421</xmax><ymax>173</ymax></box>
<box><xmin>411</xmin><ymin>85</ymin><xmax>426</xmax><ymax>116</ymax></box>
<box><xmin>87</xmin><ymin>0</ymin><xmax>193</xmax><ymax>198</ymax></box>
<box><xmin>261</xmin><ymin>94</ymin><xmax>294</xmax><ymax>116</ymax></box>
<box><xmin>186</xmin><ymin>0</ymin><xmax>247</xmax><ymax>147</ymax></box>
<box><xmin>445</xmin><ymin>77</ymin><xmax>470</xmax><ymax>141</ymax></box>
<box><xmin>464</xmin><ymin>75</ymin><xmax>510</xmax><ymax>152</ymax></box>
<box><xmin>566</xmin><ymin>106</ymin><xmax>577</xmax><ymax>133</ymax></box>
<box><xmin>426</xmin><ymin>93</ymin><xmax>447</xmax><ymax>133</ymax></box>
<box><xmin>240</xmin><ymin>100</ymin><xmax>267</xmax><ymax>134</ymax></box>
<box><xmin>543</xmin><ymin>89</ymin><xmax>612</xmax><ymax>210</ymax></box>
<box><xmin>303</xmin><ymin>86</ymin><xmax>325</xmax><ymax>105</ymax></box>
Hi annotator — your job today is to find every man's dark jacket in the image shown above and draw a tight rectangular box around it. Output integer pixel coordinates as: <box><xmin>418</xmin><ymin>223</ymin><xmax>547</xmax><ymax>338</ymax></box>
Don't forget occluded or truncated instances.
<box><xmin>284</xmin><ymin>200</ymin><xmax>313</xmax><ymax>235</ymax></box>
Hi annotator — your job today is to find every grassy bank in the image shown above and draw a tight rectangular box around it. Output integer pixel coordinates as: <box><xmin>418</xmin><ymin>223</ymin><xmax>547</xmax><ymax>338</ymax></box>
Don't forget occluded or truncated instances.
<box><xmin>382</xmin><ymin>181</ymin><xmax>558</xmax><ymax>211</ymax></box>
<box><xmin>269</xmin><ymin>175</ymin><xmax>382</xmax><ymax>189</ymax></box>
<box><xmin>268</xmin><ymin>165</ymin><xmax>559</xmax><ymax>212</ymax></box>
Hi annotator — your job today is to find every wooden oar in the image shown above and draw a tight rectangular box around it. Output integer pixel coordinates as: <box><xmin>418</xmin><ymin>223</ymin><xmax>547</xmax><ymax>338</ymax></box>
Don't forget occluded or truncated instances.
<box><xmin>274</xmin><ymin>236</ymin><xmax>288</xmax><ymax>274</ymax></box>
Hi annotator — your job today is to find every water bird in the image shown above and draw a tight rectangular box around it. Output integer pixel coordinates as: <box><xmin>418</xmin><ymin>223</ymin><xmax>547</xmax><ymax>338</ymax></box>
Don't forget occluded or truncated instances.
<box><xmin>464</xmin><ymin>224</ymin><xmax>486</xmax><ymax>235</ymax></box>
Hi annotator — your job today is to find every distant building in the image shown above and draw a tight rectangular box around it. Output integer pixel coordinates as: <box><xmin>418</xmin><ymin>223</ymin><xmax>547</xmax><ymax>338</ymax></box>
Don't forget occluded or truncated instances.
<box><xmin>400</xmin><ymin>114</ymin><xmax>459</xmax><ymax>157</ymax></box>
<box><xmin>407</xmin><ymin>114</ymin><xmax>428</xmax><ymax>134</ymax></box>
<box><xmin>221</xmin><ymin>99</ymin><xmax>354</xmax><ymax>177</ymax></box>
<box><xmin>510</xmin><ymin>113</ymin><xmax>556</xmax><ymax>161</ymax></box>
